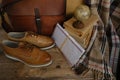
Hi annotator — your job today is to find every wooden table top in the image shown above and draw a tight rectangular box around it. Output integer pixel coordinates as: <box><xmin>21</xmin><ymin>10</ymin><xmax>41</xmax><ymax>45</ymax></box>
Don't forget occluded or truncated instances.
<box><xmin>0</xmin><ymin>26</ymin><xmax>94</xmax><ymax>80</ymax></box>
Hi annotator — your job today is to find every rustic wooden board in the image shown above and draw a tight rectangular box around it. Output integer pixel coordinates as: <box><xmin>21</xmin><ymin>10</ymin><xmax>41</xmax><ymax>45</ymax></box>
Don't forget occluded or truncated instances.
<box><xmin>0</xmin><ymin>26</ymin><xmax>94</xmax><ymax>80</ymax></box>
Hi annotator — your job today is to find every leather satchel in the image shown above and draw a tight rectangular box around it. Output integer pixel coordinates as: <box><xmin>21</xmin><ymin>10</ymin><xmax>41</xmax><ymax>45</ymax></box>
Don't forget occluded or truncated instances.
<box><xmin>1</xmin><ymin>0</ymin><xmax>65</xmax><ymax>36</ymax></box>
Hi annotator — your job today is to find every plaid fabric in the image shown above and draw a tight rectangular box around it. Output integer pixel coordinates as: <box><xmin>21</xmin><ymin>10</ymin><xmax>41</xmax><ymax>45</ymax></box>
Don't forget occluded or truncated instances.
<box><xmin>73</xmin><ymin>0</ymin><xmax>120</xmax><ymax>79</ymax></box>
<box><xmin>108</xmin><ymin>19</ymin><xmax>120</xmax><ymax>74</ymax></box>
<box><xmin>110</xmin><ymin>0</ymin><xmax>120</xmax><ymax>75</ymax></box>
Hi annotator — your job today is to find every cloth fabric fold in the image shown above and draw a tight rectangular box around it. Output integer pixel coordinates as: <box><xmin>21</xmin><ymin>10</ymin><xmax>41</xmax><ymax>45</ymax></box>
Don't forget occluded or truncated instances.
<box><xmin>73</xmin><ymin>0</ymin><xmax>119</xmax><ymax>79</ymax></box>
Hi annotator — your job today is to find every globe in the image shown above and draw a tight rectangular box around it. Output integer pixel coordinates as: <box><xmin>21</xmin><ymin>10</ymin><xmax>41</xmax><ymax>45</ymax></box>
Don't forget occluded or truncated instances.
<box><xmin>74</xmin><ymin>4</ymin><xmax>91</xmax><ymax>22</ymax></box>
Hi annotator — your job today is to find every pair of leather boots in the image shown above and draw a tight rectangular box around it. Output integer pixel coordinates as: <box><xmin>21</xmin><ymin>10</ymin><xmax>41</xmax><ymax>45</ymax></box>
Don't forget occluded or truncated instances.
<box><xmin>2</xmin><ymin>31</ymin><xmax>55</xmax><ymax>67</ymax></box>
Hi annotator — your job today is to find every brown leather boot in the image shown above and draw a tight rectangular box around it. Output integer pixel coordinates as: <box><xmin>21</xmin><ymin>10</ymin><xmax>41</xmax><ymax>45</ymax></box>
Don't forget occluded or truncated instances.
<box><xmin>7</xmin><ymin>31</ymin><xmax>55</xmax><ymax>50</ymax></box>
<box><xmin>2</xmin><ymin>40</ymin><xmax>52</xmax><ymax>67</ymax></box>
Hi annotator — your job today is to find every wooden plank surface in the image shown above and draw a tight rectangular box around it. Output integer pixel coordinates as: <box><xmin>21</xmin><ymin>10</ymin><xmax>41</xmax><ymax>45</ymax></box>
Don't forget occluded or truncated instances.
<box><xmin>0</xmin><ymin>26</ymin><xmax>94</xmax><ymax>80</ymax></box>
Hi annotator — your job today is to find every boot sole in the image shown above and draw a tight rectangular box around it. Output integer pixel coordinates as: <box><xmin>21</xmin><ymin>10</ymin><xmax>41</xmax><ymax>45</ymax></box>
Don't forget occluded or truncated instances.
<box><xmin>4</xmin><ymin>53</ymin><xmax>52</xmax><ymax>67</ymax></box>
<box><xmin>40</xmin><ymin>43</ymin><xmax>56</xmax><ymax>50</ymax></box>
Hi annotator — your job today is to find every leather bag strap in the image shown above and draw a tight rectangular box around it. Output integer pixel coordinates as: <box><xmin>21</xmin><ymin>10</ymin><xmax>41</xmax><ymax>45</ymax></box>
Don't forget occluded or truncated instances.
<box><xmin>34</xmin><ymin>8</ymin><xmax>41</xmax><ymax>34</ymax></box>
<box><xmin>0</xmin><ymin>0</ymin><xmax>22</xmax><ymax>32</ymax></box>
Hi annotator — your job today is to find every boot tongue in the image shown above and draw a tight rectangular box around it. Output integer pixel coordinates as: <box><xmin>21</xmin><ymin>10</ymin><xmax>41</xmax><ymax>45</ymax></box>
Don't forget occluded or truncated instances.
<box><xmin>26</xmin><ymin>31</ymin><xmax>39</xmax><ymax>38</ymax></box>
<box><xmin>26</xmin><ymin>31</ymin><xmax>34</xmax><ymax>36</ymax></box>
<box><xmin>18</xmin><ymin>42</ymin><xmax>35</xmax><ymax>52</ymax></box>
<box><xmin>18</xmin><ymin>42</ymin><xmax>27</xmax><ymax>47</ymax></box>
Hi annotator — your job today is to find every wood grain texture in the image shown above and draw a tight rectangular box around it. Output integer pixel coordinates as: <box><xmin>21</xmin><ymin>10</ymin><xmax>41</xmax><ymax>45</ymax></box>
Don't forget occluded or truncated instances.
<box><xmin>0</xmin><ymin>26</ymin><xmax>95</xmax><ymax>80</ymax></box>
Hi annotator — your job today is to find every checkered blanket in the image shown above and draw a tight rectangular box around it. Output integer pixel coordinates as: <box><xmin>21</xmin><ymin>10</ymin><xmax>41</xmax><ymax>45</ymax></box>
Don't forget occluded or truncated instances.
<box><xmin>73</xmin><ymin>0</ymin><xmax>120</xmax><ymax>80</ymax></box>
<box><xmin>110</xmin><ymin>0</ymin><xmax>120</xmax><ymax>74</ymax></box>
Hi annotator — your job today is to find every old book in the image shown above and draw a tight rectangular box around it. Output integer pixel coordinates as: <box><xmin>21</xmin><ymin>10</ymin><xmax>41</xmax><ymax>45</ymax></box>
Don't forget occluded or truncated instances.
<box><xmin>52</xmin><ymin>24</ymin><xmax>85</xmax><ymax>66</ymax></box>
